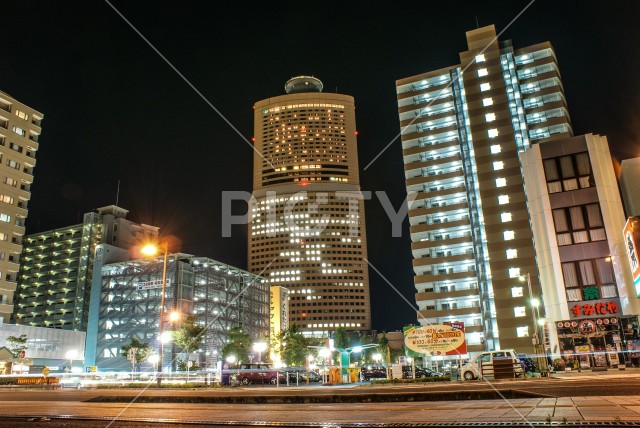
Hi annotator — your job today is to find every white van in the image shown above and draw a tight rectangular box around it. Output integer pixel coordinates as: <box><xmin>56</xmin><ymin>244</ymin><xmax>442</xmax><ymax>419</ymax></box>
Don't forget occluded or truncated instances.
<box><xmin>461</xmin><ymin>349</ymin><xmax>524</xmax><ymax>380</ymax></box>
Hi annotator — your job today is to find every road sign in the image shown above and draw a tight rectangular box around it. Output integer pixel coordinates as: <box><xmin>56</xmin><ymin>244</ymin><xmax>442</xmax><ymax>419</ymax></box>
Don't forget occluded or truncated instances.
<box><xmin>42</xmin><ymin>367</ymin><xmax>50</xmax><ymax>377</ymax></box>
<box><xmin>86</xmin><ymin>366</ymin><xmax>97</xmax><ymax>373</ymax></box>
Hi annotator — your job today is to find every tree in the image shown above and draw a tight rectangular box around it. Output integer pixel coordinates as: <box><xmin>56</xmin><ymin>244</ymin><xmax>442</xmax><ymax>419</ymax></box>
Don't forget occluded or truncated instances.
<box><xmin>121</xmin><ymin>337</ymin><xmax>152</xmax><ymax>371</ymax></box>
<box><xmin>173</xmin><ymin>315</ymin><xmax>206</xmax><ymax>379</ymax></box>
<box><xmin>222</xmin><ymin>326</ymin><xmax>250</xmax><ymax>363</ymax></box>
<box><xmin>281</xmin><ymin>325</ymin><xmax>309</xmax><ymax>366</ymax></box>
<box><xmin>6</xmin><ymin>335</ymin><xmax>28</xmax><ymax>358</ymax></box>
<box><xmin>333</xmin><ymin>327</ymin><xmax>350</xmax><ymax>350</ymax></box>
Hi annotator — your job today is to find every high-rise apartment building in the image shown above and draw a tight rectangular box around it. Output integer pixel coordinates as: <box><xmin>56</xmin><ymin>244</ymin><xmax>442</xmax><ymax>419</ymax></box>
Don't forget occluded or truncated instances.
<box><xmin>619</xmin><ymin>158</ymin><xmax>640</xmax><ymax>217</ymax></box>
<box><xmin>0</xmin><ymin>91</ymin><xmax>43</xmax><ymax>325</ymax></box>
<box><xmin>13</xmin><ymin>205</ymin><xmax>158</xmax><ymax>330</ymax></box>
<box><xmin>522</xmin><ymin>134</ymin><xmax>639</xmax><ymax>368</ymax></box>
<box><xmin>249</xmin><ymin>76</ymin><xmax>371</xmax><ymax>335</ymax></box>
<box><xmin>396</xmin><ymin>25</ymin><xmax>572</xmax><ymax>354</ymax></box>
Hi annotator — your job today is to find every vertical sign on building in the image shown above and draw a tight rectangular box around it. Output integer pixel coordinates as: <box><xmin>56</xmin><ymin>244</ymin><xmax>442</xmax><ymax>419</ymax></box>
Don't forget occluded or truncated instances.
<box><xmin>269</xmin><ymin>286</ymin><xmax>289</xmax><ymax>362</ymax></box>
<box><xmin>623</xmin><ymin>217</ymin><xmax>640</xmax><ymax>297</ymax></box>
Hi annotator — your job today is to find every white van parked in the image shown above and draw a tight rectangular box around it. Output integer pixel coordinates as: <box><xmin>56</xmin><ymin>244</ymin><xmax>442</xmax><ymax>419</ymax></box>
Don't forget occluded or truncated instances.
<box><xmin>461</xmin><ymin>349</ymin><xmax>524</xmax><ymax>380</ymax></box>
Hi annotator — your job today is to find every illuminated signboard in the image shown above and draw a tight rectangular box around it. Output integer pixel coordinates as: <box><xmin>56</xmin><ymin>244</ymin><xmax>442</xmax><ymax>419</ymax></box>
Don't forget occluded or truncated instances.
<box><xmin>404</xmin><ymin>323</ymin><xmax>466</xmax><ymax>356</ymax></box>
<box><xmin>623</xmin><ymin>217</ymin><xmax>640</xmax><ymax>297</ymax></box>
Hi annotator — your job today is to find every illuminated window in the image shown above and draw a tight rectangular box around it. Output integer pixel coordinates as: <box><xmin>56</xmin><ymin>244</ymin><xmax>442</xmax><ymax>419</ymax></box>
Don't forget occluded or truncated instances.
<box><xmin>509</xmin><ymin>267</ymin><xmax>521</xmax><ymax>278</ymax></box>
<box><xmin>512</xmin><ymin>286</ymin><xmax>523</xmax><ymax>297</ymax></box>
<box><xmin>506</xmin><ymin>249</ymin><xmax>518</xmax><ymax>259</ymax></box>
<box><xmin>485</xmin><ymin>113</ymin><xmax>496</xmax><ymax>122</ymax></box>
<box><xmin>483</xmin><ymin>97</ymin><xmax>494</xmax><ymax>107</ymax></box>
<box><xmin>501</xmin><ymin>212</ymin><xmax>512</xmax><ymax>222</ymax></box>
<box><xmin>493</xmin><ymin>161</ymin><xmax>504</xmax><ymax>170</ymax></box>
<box><xmin>496</xmin><ymin>178</ymin><xmax>507</xmax><ymax>187</ymax></box>
<box><xmin>504</xmin><ymin>231</ymin><xmax>515</xmax><ymax>240</ymax></box>
<box><xmin>490</xmin><ymin>144</ymin><xmax>501</xmax><ymax>154</ymax></box>
<box><xmin>480</xmin><ymin>83</ymin><xmax>491</xmax><ymax>92</ymax></box>
<box><xmin>488</xmin><ymin>128</ymin><xmax>499</xmax><ymax>138</ymax></box>
<box><xmin>478</xmin><ymin>68</ymin><xmax>488</xmax><ymax>77</ymax></box>
<box><xmin>517</xmin><ymin>326</ymin><xmax>529</xmax><ymax>337</ymax></box>
<box><xmin>514</xmin><ymin>306</ymin><xmax>526</xmax><ymax>317</ymax></box>
<box><xmin>498</xmin><ymin>195</ymin><xmax>509</xmax><ymax>205</ymax></box>
<box><xmin>475</xmin><ymin>54</ymin><xmax>486</xmax><ymax>63</ymax></box>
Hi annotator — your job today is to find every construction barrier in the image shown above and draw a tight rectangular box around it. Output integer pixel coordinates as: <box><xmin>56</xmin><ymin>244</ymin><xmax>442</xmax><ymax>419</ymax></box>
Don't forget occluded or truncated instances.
<box><xmin>17</xmin><ymin>377</ymin><xmax>59</xmax><ymax>385</ymax></box>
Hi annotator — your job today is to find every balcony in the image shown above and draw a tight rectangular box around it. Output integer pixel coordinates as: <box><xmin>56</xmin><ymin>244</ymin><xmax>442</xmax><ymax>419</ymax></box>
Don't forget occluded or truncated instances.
<box><xmin>418</xmin><ymin>305</ymin><xmax>481</xmax><ymax>319</ymax></box>
<box><xmin>415</xmin><ymin>287</ymin><xmax>479</xmax><ymax>301</ymax></box>
<box><xmin>410</xmin><ymin>217</ymin><xmax>469</xmax><ymax>234</ymax></box>
<box><xmin>414</xmin><ymin>269</ymin><xmax>477</xmax><ymax>285</ymax></box>
<box><xmin>413</xmin><ymin>252</ymin><xmax>474</xmax><ymax>267</ymax></box>
<box><xmin>411</xmin><ymin>234</ymin><xmax>473</xmax><ymax>251</ymax></box>
<box><xmin>409</xmin><ymin>201</ymin><xmax>468</xmax><ymax>218</ymax></box>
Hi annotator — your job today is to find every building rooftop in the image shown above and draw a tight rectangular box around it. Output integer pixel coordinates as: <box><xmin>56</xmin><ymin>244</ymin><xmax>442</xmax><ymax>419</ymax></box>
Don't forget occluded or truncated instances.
<box><xmin>284</xmin><ymin>76</ymin><xmax>323</xmax><ymax>94</ymax></box>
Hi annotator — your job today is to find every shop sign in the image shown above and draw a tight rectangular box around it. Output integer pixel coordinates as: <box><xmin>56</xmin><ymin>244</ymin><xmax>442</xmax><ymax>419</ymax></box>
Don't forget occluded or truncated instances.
<box><xmin>623</xmin><ymin>216</ymin><xmax>640</xmax><ymax>297</ymax></box>
<box><xmin>404</xmin><ymin>324</ymin><xmax>466</xmax><ymax>356</ymax></box>
<box><xmin>570</xmin><ymin>298</ymin><xmax>620</xmax><ymax>319</ymax></box>
<box><xmin>578</xmin><ymin>319</ymin><xmax>597</xmax><ymax>335</ymax></box>
<box><xmin>556</xmin><ymin>317</ymin><xmax>618</xmax><ymax>330</ymax></box>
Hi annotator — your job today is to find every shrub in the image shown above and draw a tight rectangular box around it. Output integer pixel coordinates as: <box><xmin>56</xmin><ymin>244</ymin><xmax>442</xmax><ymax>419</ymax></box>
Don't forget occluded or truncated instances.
<box><xmin>0</xmin><ymin>378</ymin><xmax>19</xmax><ymax>385</ymax></box>
<box><xmin>370</xmin><ymin>376</ymin><xmax>451</xmax><ymax>384</ymax></box>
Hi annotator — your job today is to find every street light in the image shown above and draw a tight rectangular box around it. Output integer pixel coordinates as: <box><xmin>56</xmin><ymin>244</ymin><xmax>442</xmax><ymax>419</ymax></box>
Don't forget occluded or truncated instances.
<box><xmin>148</xmin><ymin>354</ymin><xmax>160</xmax><ymax>374</ymax></box>
<box><xmin>520</xmin><ymin>273</ymin><xmax>547</xmax><ymax>372</ymax></box>
<box><xmin>65</xmin><ymin>349</ymin><xmax>77</xmax><ymax>373</ymax></box>
<box><xmin>372</xmin><ymin>353</ymin><xmax>382</xmax><ymax>363</ymax></box>
<box><xmin>141</xmin><ymin>241</ymin><xmax>170</xmax><ymax>387</ymax></box>
<box><xmin>169</xmin><ymin>311</ymin><xmax>180</xmax><ymax>323</ymax></box>
<box><xmin>253</xmin><ymin>342</ymin><xmax>267</xmax><ymax>363</ymax></box>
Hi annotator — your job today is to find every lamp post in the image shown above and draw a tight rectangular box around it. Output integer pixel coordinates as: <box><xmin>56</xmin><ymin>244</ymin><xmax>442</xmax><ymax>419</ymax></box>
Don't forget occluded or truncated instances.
<box><xmin>65</xmin><ymin>349</ymin><xmax>77</xmax><ymax>373</ymax></box>
<box><xmin>521</xmin><ymin>273</ymin><xmax>547</xmax><ymax>373</ymax></box>
<box><xmin>253</xmin><ymin>342</ymin><xmax>267</xmax><ymax>363</ymax></box>
<box><xmin>141</xmin><ymin>241</ymin><xmax>169</xmax><ymax>387</ymax></box>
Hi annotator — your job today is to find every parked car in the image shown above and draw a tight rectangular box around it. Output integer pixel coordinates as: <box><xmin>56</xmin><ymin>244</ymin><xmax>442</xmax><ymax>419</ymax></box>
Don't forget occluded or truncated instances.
<box><xmin>232</xmin><ymin>363</ymin><xmax>287</xmax><ymax>385</ymax></box>
<box><xmin>517</xmin><ymin>354</ymin><xmax>537</xmax><ymax>373</ymax></box>
<box><xmin>359</xmin><ymin>364</ymin><xmax>387</xmax><ymax>381</ymax></box>
<box><xmin>461</xmin><ymin>349</ymin><xmax>524</xmax><ymax>380</ymax></box>
<box><xmin>285</xmin><ymin>367</ymin><xmax>320</xmax><ymax>383</ymax></box>
<box><xmin>401</xmin><ymin>365</ymin><xmax>443</xmax><ymax>379</ymax></box>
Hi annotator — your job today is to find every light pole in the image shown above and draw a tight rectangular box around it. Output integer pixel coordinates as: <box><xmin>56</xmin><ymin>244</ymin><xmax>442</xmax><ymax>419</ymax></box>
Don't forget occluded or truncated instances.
<box><xmin>141</xmin><ymin>241</ymin><xmax>169</xmax><ymax>387</ymax></box>
<box><xmin>65</xmin><ymin>349</ymin><xmax>77</xmax><ymax>373</ymax></box>
<box><xmin>253</xmin><ymin>342</ymin><xmax>267</xmax><ymax>364</ymax></box>
<box><xmin>521</xmin><ymin>273</ymin><xmax>547</xmax><ymax>373</ymax></box>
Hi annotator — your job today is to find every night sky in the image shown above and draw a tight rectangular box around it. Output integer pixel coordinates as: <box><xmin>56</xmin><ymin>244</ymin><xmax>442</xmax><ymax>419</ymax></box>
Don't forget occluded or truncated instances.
<box><xmin>2</xmin><ymin>1</ymin><xmax>639</xmax><ymax>332</ymax></box>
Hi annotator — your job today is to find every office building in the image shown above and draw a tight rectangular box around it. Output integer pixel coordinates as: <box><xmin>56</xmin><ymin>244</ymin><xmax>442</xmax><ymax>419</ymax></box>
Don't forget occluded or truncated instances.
<box><xmin>249</xmin><ymin>76</ymin><xmax>371</xmax><ymax>335</ymax></box>
<box><xmin>522</xmin><ymin>134</ymin><xmax>640</xmax><ymax>368</ymax></box>
<box><xmin>13</xmin><ymin>205</ymin><xmax>158</xmax><ymax>330</ymax></box>
<box><xmin>0</xmin><ymin>91</ymin><xmax>43</xmax><ymax>325</ymax></box>
<box><xmin>620</xmin><ymin>158</ymin><xmax>640</xmax><ymax>217</ymax></box>
<box><xmin>396</xmin><ymin>25</ymin><xmax>572</xmax><ymax>354</ymax></box>
<box><xmin>84</xmin><ymin>252</ymin><xmax>269</xmax><ymax>371</ymax></box>
<box><xmin>0</xmin><ymin>323</ymin><xmax>85</xmax><ymax>374</ymax></box>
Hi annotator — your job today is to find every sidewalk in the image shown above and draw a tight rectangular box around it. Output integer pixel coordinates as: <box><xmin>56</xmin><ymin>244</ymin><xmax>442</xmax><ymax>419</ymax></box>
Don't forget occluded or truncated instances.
<box><xmin>551</xmin><ymin>367</ymin><xmax>640</xmax><ymax>378</ymax></box>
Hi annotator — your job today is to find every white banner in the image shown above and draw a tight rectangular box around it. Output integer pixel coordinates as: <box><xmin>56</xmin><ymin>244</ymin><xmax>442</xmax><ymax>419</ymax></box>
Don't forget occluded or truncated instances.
<box><xmin>136</xmin><ymin>279</ymin><xmax>170</xmax><ymax>290</ymax></box>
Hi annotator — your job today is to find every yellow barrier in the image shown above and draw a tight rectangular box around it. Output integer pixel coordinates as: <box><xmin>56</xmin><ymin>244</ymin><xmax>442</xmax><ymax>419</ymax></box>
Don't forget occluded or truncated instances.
<box><xmin>17</xmin><ymin>377</ymin><xmax>59</xmax><ymax>385</ymax></box>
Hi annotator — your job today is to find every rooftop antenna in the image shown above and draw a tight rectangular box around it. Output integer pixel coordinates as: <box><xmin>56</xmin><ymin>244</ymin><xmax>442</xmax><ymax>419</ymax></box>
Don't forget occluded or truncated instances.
<box><xmin>115</xmin><ymin>179</ymin><xmax>121</xmax><ymax>207</ymax></box>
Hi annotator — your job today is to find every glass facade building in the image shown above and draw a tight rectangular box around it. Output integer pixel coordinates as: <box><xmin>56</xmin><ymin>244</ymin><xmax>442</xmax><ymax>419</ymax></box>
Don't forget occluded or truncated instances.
<box><xmin>85</xmin><ymin>252</ymin><xmax>269</xmax><ymax>371</ymax></box>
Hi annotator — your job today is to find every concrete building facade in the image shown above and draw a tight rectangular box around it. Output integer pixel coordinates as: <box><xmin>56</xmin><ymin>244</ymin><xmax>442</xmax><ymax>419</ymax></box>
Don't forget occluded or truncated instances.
<box><xmin>522</xmin><ymin>134</ymin><xmax>640</xmax><ymax>367</ymax></box>
<box><xmin>0</xmin><ymin>91</ymin><xmax>43</xmax><ymax>325</ymax></box>
<box><xmin>13</xmin><ymin>206</ymin><xmax>158</xmax><ymax>330</ymax></box>
<box><xmin>620</xmin><ymin>158</ymin><xmax>640</xmax><ymax>217</ymax></box>
<box><xmin>249</xmin><ymin>76</ymin><xmax>371</xmax><ymax>335</ymax></box>
<box><xmin>396</xmin><ymin>25</ymin><xmax>572</xmax><ymax>355</ymax></box>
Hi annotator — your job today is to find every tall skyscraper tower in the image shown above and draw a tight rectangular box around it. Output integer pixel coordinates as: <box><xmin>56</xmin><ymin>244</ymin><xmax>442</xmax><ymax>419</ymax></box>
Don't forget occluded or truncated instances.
<box><xmin>250</xmin><ymin>76</ymin><xmax>371</xmax><ymax>335</ymax></box>
<box><xmin>396</xmin><ymin>25</ymin><xmax>572</xmax><ymax>354</ymax></box>
<box><xmin>0</xmin><ymin>91</ymin><xmax>43</xmax><ymax>325</ymax></box>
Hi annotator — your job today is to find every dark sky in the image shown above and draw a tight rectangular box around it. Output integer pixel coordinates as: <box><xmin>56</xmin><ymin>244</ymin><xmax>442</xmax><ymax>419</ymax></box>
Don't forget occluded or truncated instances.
<box><xmin>2</xmin><ymin>1</ymin><xmax>639</xmax><ymax>332</ymax></box>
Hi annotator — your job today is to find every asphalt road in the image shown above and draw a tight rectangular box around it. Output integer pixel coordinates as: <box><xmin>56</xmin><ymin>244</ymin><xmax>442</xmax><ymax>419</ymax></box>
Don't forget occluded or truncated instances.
<box><xmin>0</xmin><ymin>374</ymin><xmax>639</xmax><ymax>427</ymax></box>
